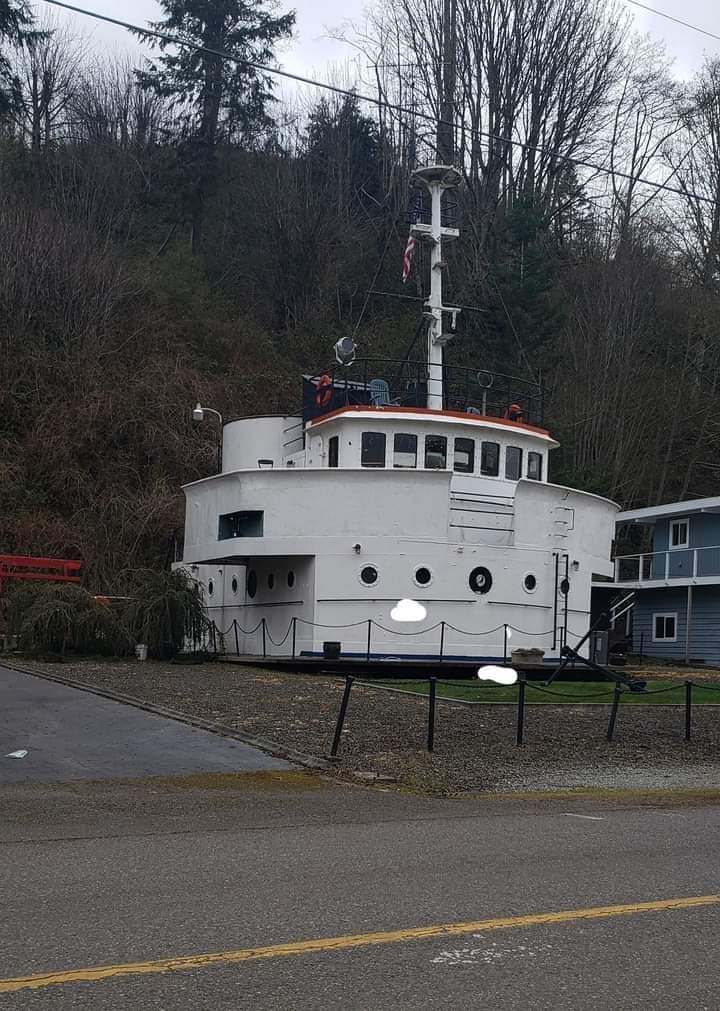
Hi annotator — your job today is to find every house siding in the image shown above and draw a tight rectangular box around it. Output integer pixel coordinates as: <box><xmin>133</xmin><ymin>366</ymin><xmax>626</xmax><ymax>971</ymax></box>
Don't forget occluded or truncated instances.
<box><xmin>633</xmin><ymin>586</ymin><xmax>720</xmax><ymax>665</ymax></box>
<box><xmin>651</xmin><ymin>514</ymin><xmax>720</xmax><ymax>579</ymax></box>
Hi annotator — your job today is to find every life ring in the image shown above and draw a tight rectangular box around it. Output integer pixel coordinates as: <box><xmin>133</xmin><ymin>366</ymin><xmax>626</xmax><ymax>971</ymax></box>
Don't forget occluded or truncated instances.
<box><xmin>315</xmin><ymin>374</ymin><xmax>333</xmax><ymax>408</ymax></box>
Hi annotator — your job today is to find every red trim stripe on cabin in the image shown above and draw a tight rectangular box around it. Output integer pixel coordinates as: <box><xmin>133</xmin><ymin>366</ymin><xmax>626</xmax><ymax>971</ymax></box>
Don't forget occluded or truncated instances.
<box><xmin>308</xmin><ymin>404</ymin><xmax>551</xmax><ymax>438</ymax></box>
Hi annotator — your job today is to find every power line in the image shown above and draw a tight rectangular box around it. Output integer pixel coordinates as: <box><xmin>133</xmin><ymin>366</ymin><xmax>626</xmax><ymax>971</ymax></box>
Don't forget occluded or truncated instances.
<box><xmin>43</xmin><ymin>0</ymin><xmax>715</xmax><ymax>206</ymax></box>
<box><xmin>626</xmin><ymin>1</ymin><xmax>720</xmax><ymax>45</ymax></box>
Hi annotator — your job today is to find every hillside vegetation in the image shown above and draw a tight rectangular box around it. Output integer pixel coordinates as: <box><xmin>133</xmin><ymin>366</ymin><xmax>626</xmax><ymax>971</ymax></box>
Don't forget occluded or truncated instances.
<box><xmin>2</xmin><ymin>0</ymin><xmax>720</xmax><ymax>588</ymax></box>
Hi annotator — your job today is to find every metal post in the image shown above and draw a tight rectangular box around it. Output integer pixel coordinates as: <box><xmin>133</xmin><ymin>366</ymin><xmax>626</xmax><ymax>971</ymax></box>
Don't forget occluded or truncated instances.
<box><xmin>516</xmin><ymin>676</ymin><xmax>526</xmax><ymax>746</ymax></box>
<box><xmin>563</xmin><ymin>555</ymin><xmax>570</xmax><ymax>652</ymax></box>
<box><xmin>261</xmin><ymin>618</ymin><xmax>267</xmax><ymax>659</ymax></box>
<box><xmin>685</xmin><ymin>680</ymin><xmax>692</xmax><ymax>741</ymax></box>
<box><xmin>427</xmin><ymin>677</ymin><xmax>437</xmax><ymax>752</ymax></box>
<box><xmin>503</xmin><ymin>624</ymin><xmax>508</xmax><ymax>664</ymax></box>
<box><xmin>292</xmin><ymin>617</ymin><xmax>297</xmax><ymax>659</ymax></box>
<box><xmin>211</xmin><ymin>621</ymin><xmax>218</xmax><ymax>655</ymax></box>
<box><xmin>330</xmin><ymin>676</ymin><xmax>354</xmax><ymax>758</ymax></box>
<box><xmin>366</xmin><ymin>619</ymin><xmax>372</xmax><ymax>663</ymax></box>
<box><xmin>439</xmin><ymin>621</ymin><xmax>445</xmax><ymax>662</ymax></box>
<box><xmin>639</xmin><ymin>631</ymin><xmax>644</xmax><ymax>661</ymax></box>
<box><xmin>233</xmin><ymin>619</ymin><xmax>239</xmax><ymax>656</ymax></box>
<box><xmin>552</xmin><ymin>552</ymin><xmax>559</xmax><ymax>651</ymax></box>
<box><xmin>607</xmin><ymin>685</ymin><xmax>622</xmax><ymax>742</ymax></box>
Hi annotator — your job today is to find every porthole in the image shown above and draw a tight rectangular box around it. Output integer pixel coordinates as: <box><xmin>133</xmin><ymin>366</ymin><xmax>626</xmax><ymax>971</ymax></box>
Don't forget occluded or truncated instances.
<box><xmin>359</xmin><ymin>565</ymin><xmax>378</xmax><ymax>586</ymax></box>
<box><xmin>247</xmin><ymin>570</ymin><xmax>257</xmax><ymax>599</ymax></box>
<box><xmin>287</xmin><ymin>570</ymin><xmax>295</xmax><ymax>588</ymax></box>
<box><xmin>523</xmin><ymin>573</ymin><xmax>537</xmax><ymax>593</ymax></box>
<box><xmin>231</xmin><ymin>576</ymin><xmax>238</xmax><ymax>595</ymax></box>
<box><xmin>414</xmin><ymin>566</ymin><xmax>432</xmax><ymax>587</ymax></box>
<box><xmin>469</xmin><ymin>566</ymin><xmax>492</xmax><ymax>595</ymax></box>
<box><xmin>560</xmin><ymin>577</ymin><xmax>570</xmax><ymax>596</ymax></box>
<box><xmin>268</xmin><ymin>573</ymin><xmax>275</xmax><ymax>590</ymax></box>
<box><xmin>207</xmin><ymin>578</ymin><xmax>214</xmax><ymax>598</ymax></box>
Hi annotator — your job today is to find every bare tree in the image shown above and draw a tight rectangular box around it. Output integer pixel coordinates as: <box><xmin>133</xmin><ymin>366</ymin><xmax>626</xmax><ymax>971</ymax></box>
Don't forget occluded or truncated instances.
<box><xmin>6</xmin><ymin>15</ymin><xmax>85</xmax><ymax>150</ymax></box>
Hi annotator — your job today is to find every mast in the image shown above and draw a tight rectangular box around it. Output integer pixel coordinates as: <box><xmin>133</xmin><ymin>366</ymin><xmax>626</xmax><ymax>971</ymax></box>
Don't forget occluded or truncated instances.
<box><xmin>410</xmin><ymin>166</ymin><xmax>462</xmax><ymax>410</ymax></box>
<box><xmin>407</xmin><ymin>0</ymin><xmax>460</xmax><ymax>411</ymax></box>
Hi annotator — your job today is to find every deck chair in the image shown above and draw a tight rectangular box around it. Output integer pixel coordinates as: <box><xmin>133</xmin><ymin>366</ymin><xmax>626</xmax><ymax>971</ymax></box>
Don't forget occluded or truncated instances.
<box><xmin>369</xmin><ymin>378</ymin><xmax>398</xmax><ymax>407</ymax></box>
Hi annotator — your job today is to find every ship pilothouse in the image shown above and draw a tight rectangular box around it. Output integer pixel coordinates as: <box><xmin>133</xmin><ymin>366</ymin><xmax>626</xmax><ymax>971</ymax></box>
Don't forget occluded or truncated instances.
<box><xmin>179</xmin><ymin>165</ymin><xmax>618</xmax><ymax>662</ymax></box>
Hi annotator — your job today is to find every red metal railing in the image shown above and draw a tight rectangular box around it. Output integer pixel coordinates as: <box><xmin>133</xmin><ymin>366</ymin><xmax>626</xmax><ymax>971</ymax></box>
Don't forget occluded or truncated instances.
<box><xmin>0</xmin><ymin>555</ymin><xmax>82</xmax><ymax>593</ymax></box>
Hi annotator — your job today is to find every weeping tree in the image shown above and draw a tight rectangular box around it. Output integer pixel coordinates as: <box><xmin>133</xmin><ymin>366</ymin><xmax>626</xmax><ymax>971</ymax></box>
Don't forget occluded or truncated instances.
<box><xmin>136</xmin><ymin>0</ymin><xmax>295</xmax><ymax>254</ymax></box>
<box><xmin>17</xmin><ymin>584</ymin><xmax>131</xmax><ymax>657</ymax></box>
<box><xmin>122</xmin><ymin>568</ymin><xmax>209</xmax><ymax>659</ymax></box>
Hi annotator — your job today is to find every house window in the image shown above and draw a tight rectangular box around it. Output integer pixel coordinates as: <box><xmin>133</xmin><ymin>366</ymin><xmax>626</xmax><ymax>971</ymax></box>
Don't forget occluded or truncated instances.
<box><xmin>653</xmin><ymin>613</ymin><xmax>677</xmax><ymax>642</ymax></box>
<box><xmin>670</xmin><ymin>519</ymin><xmax>689</xmax><ymax>549</ymax></box>
<box><xmin>425</xmin><ymin>435</ymin><xmax>447</xmax><ymax>469</ymax></box>
<box><xmin>453</xmin><ymin>438</ymin><xmax>475</xmax><ymax>473</ymax></box>
<box><xmin>328</xmin><ymin>436</ymin><xmax>339</xmax><ymax>468</ymax></box>
<box><xmin>480</xmin><ymin>441</ymin><xmax>500</xmax><ymax>476</ymax></box>
<box><xmin>361</xmin><ymin>432</ymin><xmax>386</xmax><ymax>467</ymax></box>
<box><xmin>505</xmin><ymin>446</ymin><xmax>523</xmax><ymax>480</ymax></box>
<box><xmin>527</xmin><ymin>452</ymin><xmax>543</xmax><ymax>481</ymax></box>
<box><xmin>393</xmin><ymin>433</ymin><xmax>417</xmax><ymax>468</ymax></box>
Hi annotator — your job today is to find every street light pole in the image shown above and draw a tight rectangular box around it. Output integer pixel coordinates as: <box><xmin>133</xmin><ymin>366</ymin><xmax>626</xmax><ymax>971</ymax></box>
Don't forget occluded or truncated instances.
<box><xmin>192</xmin><ymin>403</ymin><xmax>223</xmax><ymax>473</ymax></box>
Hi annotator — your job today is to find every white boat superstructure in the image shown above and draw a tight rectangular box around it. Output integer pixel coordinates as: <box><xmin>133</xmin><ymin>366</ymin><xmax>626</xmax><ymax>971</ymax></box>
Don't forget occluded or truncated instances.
<box><xmin>178</xmin><ymin>166</ymin><xmax>618</xmax><ymax>662</ymax></box>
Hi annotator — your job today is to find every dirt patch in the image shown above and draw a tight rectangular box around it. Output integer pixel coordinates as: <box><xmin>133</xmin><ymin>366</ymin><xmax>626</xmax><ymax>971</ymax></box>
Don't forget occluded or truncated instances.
<box><xmin>6</xmin><ymin>657</ymin><xmax>720</xmax><ymax>796</ymax></box>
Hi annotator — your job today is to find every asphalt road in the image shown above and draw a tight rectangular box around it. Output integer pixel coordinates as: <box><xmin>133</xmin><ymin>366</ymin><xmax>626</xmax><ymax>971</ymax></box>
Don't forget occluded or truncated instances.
<box><xmin>0</xmin><ymin>665</ymin><xmax>291</xmax><ymax>781</ymax></box>
<box><xmin>2</xmin><ymin>773</ymin><xmax>720</xmax><ymax>1009</ymax></box>
<box><xmin>2</xmin><ymin>664</ymin><xmax>719</xmax><ymax>1008</ymax></box>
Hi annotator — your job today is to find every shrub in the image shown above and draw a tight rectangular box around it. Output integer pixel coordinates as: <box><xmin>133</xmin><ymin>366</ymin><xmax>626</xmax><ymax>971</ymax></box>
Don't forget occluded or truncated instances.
<box><xmin>19</xmin><ymin>584</ymin><xmax>132</xmax><ymax>657</ymax></box>
<box><xmin>122</xmin><ymin>568</ymin><xmax>209</xmax><ymax>660</ymax></box>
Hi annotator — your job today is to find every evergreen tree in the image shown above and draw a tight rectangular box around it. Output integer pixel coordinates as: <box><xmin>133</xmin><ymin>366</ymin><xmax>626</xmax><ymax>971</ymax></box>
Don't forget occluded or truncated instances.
<box><xmin>137</xmin><ymin>0</ymin><xmax>295</xmax><ymax>254</ymax></box>
<box><xmin>306</xmin><ymin>94</ymin><xmax>382</xmax><ymax>216</ymax></box>
<box><xmin>0</xmin><ymin>0</ymin><xmax>33</xmax><ymax>116</ymax></box>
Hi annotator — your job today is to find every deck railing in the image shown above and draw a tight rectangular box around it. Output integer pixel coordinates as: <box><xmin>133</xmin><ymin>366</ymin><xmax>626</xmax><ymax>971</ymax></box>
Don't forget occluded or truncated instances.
<box><xmin>302</xmin><ymin>358</ymin><xmax>544</xmax><ymax>428</ymax></box>
<box><xmin>614</xmin><ymin>544</ymin><xmax>720</xmax><ymax>582</ymax></box>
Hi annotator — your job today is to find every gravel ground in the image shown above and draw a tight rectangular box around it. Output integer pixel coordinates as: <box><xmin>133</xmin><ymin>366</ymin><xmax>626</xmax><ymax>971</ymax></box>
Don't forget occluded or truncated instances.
<box><xmin>6</xmin><ymin>657</ymin><xmax>720</xmax><ymax>796</ymax></box>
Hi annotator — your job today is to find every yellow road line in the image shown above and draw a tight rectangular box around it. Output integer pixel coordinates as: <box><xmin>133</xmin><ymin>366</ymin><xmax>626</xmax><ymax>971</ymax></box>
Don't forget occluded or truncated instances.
<box><xmin>2</xmin><ymin>893</ymin><xmax>718</xmax><ymax>994</ymax></box>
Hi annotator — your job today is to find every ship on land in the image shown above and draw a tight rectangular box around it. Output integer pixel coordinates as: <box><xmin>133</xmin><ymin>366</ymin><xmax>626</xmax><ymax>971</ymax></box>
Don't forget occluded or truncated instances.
<box><xmin>177</xmin><ymin>165</ymin><xmax>618</xmax><ymax>663</ymax></box>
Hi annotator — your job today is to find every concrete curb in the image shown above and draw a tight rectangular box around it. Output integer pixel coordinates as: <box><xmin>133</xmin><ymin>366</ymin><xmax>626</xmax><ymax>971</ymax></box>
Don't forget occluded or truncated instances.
<box><xmin>0</xmin><ymin>661</ymin><xmax>331</xmax><ymax>772</ymax></box>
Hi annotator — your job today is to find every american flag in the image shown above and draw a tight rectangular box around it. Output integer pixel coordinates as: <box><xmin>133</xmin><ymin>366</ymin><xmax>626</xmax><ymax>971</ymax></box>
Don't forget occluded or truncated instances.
<box><xmin>402</xmin><ymin>192</ymin><xmax>423</xmax><ymax>283</ymax></box>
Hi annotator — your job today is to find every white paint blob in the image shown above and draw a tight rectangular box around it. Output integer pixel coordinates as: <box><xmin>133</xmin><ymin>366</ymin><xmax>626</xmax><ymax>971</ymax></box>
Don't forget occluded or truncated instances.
<box><xmin>390</xmin><ymin>598</ymin><xmax>427</xmax><ymax>623</ymax></box>
<box><xmin>477</xmin><ymin>665</ymin><xmax>518</xmax><ymax>686</ymax></box>
<box><xmin>5</xmin><ymin>750</ymin><xmax>28</xmax><ymax>759</ymax></box>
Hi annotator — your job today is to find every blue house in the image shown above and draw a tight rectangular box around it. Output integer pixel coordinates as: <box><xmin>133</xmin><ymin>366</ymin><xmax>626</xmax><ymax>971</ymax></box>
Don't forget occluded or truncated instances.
<box><xmin>611</xmin><ymin>497</ymin><xmax>720</xmax><ymax>665</ymax></box>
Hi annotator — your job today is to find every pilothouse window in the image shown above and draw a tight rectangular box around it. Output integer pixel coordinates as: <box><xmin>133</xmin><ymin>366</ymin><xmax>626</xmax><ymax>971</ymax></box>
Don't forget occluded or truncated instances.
<box><xmin>393</xmin><ymin>433</ymin><xmax>417</xmax><ymax>468</ymax></box>
<box><xmin>527</xmin><ymin>452</ymin><xmax>543</xmax><ymax>481</ymax></box>
<box><xmin>361</xmin><ymin>432</ymin><xmax>386</xmax><ymax>467</ymax></box>
<box><xmin>505</xmin><ymin>446</ymin><xmax>522</xmax><ymax>481</ymax></box>
<box><xmin>425</xmin><ymin>435</ymin><xmax>447</xmax><ymax>469</ymax></box>
<box><xmin>480</xmin><ymin>442</ymin><xmax>500</xmax><ymax>476</ymax></box>
<box><xmin>328</xmin><ymin>436</ymin><xmax>339</xmax><ymax>468</ymax></box>
<box><xmin>454</xmin><ymin>438</ymin><xmax>475</xmax><ymax>474</ymax></box>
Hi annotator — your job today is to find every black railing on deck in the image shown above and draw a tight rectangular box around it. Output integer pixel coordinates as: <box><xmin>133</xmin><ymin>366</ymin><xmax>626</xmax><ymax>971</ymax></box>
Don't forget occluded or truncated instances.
<box><xmin>301</xmin><ymin>358</ymin><xmax>544</xmax><ymax>428</ymax></box>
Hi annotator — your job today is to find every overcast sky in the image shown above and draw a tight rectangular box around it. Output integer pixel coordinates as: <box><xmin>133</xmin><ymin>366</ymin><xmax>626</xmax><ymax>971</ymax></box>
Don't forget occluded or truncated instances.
<box><xmin>35</xmin><ymin>0</ymin><xmax>720</xmax><ymax>85</ymax></box>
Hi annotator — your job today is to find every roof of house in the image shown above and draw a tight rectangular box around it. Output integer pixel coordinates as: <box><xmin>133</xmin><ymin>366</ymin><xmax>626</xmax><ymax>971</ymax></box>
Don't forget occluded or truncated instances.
<box><xmin>618</xmin><ymin>496</ymin><xmax>720</xmax><ymax>524</ymax></box>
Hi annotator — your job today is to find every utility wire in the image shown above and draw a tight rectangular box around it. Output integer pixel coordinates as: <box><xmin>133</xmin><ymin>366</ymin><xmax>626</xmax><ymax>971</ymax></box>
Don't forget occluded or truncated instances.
<box><xmin>42</xmin><ymin>0</ymin><xmax>716</xmax><ymax>206</ymax></box>
<box><xmin>626</xmin><ymin>1</ymin><xmax>720</xmax><ymax>44</ymax></box>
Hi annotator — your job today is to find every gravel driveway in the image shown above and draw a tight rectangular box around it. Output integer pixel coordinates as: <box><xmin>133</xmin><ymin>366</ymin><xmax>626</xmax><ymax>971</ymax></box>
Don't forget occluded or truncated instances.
<box><xmin>6</xmin><ymin>658</ymin><xmax>720</xmax><ymax>795</ymax></box>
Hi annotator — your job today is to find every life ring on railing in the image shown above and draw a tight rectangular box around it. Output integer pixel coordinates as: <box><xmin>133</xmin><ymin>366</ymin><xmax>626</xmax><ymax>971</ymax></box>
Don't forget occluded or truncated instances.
<box><xmin>314</xmin><ymin>374</ymin><xmax>333</xmax><ymax>408</ymax></box>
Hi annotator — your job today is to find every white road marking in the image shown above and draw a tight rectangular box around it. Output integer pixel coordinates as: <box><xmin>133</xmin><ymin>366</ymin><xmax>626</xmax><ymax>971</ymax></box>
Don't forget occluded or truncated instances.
<box><xmin>562</xmin><ymin>813</ymin><xmax>605</xmax><ymax>821</ymax></box>
<box><xmin>432</xmin><ymin>937</ymin><xmax>553</xmax><ymax>966</ymax></box>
